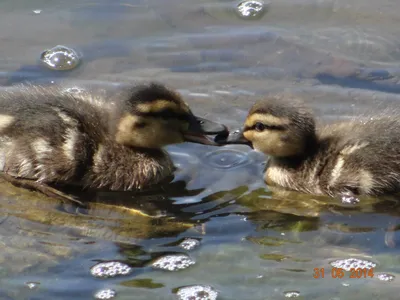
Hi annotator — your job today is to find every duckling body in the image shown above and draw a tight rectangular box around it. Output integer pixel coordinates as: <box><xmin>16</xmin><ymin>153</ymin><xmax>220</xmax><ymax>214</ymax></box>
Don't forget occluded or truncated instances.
<box><xmin>0</xmin><ymin>83</ymin><xmax>226</xmax><ymax>201</ymax></box>
<box><xmin>218</xmin><ymin>94</ymin><xmax>400</xmax><ymax>197</ymax></box>
<box><xmin>266</xmin><ymin>118</ymin><xmax>400</xmax><ymax>196</ymax></box>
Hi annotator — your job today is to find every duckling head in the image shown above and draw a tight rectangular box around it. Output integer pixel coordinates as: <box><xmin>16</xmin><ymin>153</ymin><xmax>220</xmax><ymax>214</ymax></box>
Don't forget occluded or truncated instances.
<box><xmin>216</xmin><ymin>94</ymin><xmax>316</xmax><ymax>157</ymax></box>
<box><xmin>115</xmin><ymin>83</ymin><xmax>227</xmax><ymax>149</ymax></box>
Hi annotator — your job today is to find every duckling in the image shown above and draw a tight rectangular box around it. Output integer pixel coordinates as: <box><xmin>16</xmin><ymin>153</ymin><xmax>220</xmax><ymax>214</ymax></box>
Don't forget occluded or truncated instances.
<box><xmin>216</xmin><ymin>93</ymin><xmax>400</xmax><ymax>201</ymax></box>
<box><xmin>0</xmin><ymin>83</ymin><xmax>227</xmax><ymax>204</ymax></box>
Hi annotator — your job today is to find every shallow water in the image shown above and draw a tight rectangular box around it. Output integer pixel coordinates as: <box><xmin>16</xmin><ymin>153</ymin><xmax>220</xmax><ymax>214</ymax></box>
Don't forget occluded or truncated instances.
<box><xmin>1</xmin><ymin>0</ymin><xmax>400</xmax><ymax>299</ymax></box>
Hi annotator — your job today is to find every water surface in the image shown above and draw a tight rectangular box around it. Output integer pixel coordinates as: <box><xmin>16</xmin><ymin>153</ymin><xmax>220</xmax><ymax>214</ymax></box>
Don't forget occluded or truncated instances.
<box><xmin>1</xmin><ymin>0</ymin><xmax>400</xmax><ymax>299</ymax></box>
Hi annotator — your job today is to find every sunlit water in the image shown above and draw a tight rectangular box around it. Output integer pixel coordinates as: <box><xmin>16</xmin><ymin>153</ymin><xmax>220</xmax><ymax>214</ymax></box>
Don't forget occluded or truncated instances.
<box><xmin>0</xmin><ymin>0</ymin><xmax>400</xmax><ymax>299</ymax></box>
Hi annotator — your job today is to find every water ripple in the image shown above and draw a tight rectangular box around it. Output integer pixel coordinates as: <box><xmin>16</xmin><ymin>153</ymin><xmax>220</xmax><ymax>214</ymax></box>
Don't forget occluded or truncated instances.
<box><xmin>202</xmin><ymin>149</ymin><xmax>251</xmax><ymax>169</ymax></box>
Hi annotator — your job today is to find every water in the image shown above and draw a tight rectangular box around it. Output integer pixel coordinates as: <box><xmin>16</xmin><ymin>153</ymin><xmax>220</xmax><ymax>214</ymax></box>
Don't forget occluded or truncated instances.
<box><xmin>1</xmin><ymin>0</ymin><xmax>400</xmax><ymax>299</ymax></box>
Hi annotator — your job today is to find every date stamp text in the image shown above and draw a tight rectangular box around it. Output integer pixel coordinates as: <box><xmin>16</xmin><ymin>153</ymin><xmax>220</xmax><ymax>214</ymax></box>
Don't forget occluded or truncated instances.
<box><xmin>313</xmin><ymin>268</ymin><xmax>375</xmax><ymax>279</ymax></box>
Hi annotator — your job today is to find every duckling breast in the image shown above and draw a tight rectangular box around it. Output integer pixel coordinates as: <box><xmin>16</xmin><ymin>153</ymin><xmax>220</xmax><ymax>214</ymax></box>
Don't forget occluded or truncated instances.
<box><xmin>85</xmin><ymin>143</ymin><xmax>174</xmax><ymax>190</ymax></box>
<box><xmin>265</xmin><ymin>158</ymin><xmax>325</xmax><ymax>195</ymax></box>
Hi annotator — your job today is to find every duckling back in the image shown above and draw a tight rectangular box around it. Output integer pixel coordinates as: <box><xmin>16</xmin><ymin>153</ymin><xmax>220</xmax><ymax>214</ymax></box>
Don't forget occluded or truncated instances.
<box><xmin>317</xmin><ymin>116</ymin><xmax>400</xmax><ymax>196</ymax></box>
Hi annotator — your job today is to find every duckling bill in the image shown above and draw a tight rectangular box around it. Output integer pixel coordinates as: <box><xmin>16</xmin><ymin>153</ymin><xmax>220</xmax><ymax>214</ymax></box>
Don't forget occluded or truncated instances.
<box><xmin>0</xmin><ymin>83</ymin><xmax>227</xmax><ymax>204</ymax></box>
<box><xmin>216</xmin><ymin>93</ymin><xmax>400</xmax><ymax>200</ymax></box>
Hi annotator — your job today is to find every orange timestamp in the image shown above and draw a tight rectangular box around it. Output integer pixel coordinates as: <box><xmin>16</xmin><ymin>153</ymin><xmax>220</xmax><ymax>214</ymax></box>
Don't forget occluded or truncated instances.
<box><xmin>313</xmin><ymin>267</ymin><xmax>375</xmax><ymax>279</ymax></box>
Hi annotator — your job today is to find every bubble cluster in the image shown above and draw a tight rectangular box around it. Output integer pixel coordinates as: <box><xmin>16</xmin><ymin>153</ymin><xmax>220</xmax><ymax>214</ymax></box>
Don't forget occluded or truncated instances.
<box><xmin>90</xmin><ymin>261</ymin><xmax>132</xmax><ymax>278</ymax></box>
<box><xmin>176</xmin><ymin>285</ymin><xmax>218</xmax><ymax>300</ymax></box>
<box><xmin>340</xmin><ymin>193</ymin><xmax>360</xmax><ymax>204</ymax></box>
<box><xmin>63</xmin><ymin>87</ymin><xmax>85</xmax><ymax>94</ymax></box>
<box><xmin>377</xmin><ymin>273</ymin><xmax>395</xmax><ymax>282</ymax></box>
<box><xmin>152</xmin><ymin>254</ymin><xmax>195</xmax><ymax>271</ymax></box>
<box><xmin>235</xmin><ymin>0</ymin><xmax>266</xmax><ymax>20</ymax></box>
<box><xmin>40</xmin><ymin>45</ymin><xmax>81</xmax><ymax>71</ymax></box>
<box><xmin>284</xmin><ymin>291</ymin><xmax>301</xmax><ymax>298</ymax></box>
<box><xmin>330</xmin><ymin>258</ymin><xmax>376</xmax><ymax>271</ymax></box>
<box><xmin>179</xmin><ymin>239</ymin><xmax>200</xmax><ymax>251</ymax></box>
<box><xmin>342</xmin><ymin>282</ymin><xmax>350</xmax><ymax>287</ymax></box>
<box><xmin>94</xmin><ymin>289</ymin><xmax>117</xmax><ymax>299</ymax></box>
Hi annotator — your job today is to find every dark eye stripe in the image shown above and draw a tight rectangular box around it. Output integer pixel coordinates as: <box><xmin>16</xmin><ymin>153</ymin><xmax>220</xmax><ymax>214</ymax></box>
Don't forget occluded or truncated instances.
<box><xmin>244</xmin><ymin>124</ymin><xmax>285</xmax><ymax>131</ymax></box>
<box><xmin>137</xmin><ymin>110</ymin><xmax>190</xmax><ymax>120</ymax></box>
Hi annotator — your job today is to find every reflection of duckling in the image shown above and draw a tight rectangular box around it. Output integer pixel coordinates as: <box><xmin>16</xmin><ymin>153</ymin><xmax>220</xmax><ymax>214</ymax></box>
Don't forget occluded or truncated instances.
<box><xmin>0</xmin><ymin>83</ymin><xmax>227</xmax><ymax>204</ymax></box>
<box><xmin>217</xmin><ymin>93</ymin><xmax>400</xmax><ymax>200</ymax></box>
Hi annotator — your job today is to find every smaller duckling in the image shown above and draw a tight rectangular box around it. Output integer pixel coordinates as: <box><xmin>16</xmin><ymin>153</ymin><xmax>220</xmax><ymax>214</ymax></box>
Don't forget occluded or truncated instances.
<box><xmin>0</xmin><ymin>83</ymin><xmax>227</xmax><ymax>204</ymax></box>
<box><xmin>216</xmin><ymin>93</ymin><xmax>400</xmax><ymax>201</ymax></box>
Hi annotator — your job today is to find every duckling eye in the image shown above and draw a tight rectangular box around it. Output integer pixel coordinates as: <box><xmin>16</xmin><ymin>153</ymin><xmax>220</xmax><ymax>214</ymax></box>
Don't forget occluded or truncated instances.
<box><xmin>134</xmin><ymin>122</ymin><xmax>147</xmax><ymax>129</ymax></box>
<box><xmin>182</xmin><ymin>122</ymin><xmax>189</xmax><ymax>131</ymax></box>
<box><xmin>254</xmin><ymin>122</ymin><xmax>265</xmax><ymax>132</ymax></box>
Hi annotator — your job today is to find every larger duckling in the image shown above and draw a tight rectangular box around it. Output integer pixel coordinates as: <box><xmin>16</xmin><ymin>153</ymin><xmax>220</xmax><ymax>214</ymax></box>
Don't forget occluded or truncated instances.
<box><xmin>0</xmin><ymin>83</ymin><xmax>227</xmax><ymax>204</ymax></box>
<box><xmin>216</xmin><ymin>93</ymin><xmax>400</xmax><ymax>200</ymax></box>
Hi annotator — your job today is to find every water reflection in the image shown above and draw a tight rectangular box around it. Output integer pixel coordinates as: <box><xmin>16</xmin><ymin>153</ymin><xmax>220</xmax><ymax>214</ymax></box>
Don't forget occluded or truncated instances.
<box><xmin>0</xmin><ymin>84</ymin><xmax>399</xmax><ymax>298</ymax></box>
<box><xmin>1</xmin><ymin>150</ymin><xmax>400</xmax><ymax>298</ymax></box>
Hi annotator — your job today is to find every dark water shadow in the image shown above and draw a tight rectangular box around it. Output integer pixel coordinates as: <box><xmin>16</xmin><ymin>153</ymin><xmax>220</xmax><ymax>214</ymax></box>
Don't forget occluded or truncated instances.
<box><xmin>317</xmin><ymin>73</ymin><xmax>400</xmax><ymax>95</ymax></box>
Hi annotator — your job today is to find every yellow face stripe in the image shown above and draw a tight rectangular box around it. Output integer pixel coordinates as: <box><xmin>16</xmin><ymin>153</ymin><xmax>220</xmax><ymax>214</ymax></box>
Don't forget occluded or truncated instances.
<box><xmin>136</xmin><ymin>99</ymin><xmax>189</xmax><ymax>114</ymax></box>
<box><xmin>245</xmin><ymin>113</ymin><xmax>290</xmax><ymax>128</ymax></box>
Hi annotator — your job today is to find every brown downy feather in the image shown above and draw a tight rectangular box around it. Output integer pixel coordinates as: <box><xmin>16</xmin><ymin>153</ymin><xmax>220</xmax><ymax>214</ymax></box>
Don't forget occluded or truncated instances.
<box><xmin>0</xmin><ymin>83</ymin><xmax>223</xmax><ymax>195</ymax></box>
<box><xmin>230</xmin><ymin>93</ymin><xmax>400</xmax><ymax>197</ymax></box>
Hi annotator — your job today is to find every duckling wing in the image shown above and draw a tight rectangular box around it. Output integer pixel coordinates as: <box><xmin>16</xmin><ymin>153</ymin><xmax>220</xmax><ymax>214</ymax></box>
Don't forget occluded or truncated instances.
<box><xmin>0</xmin><ymin>89</ymin><xmax>105</xmax><ymax>184</ymax></box>
<box><xmin>0</xmin><ymin>85</ymin><xmax>174</xmax><ymax>192</ymax></box>
<box><xmin>319</xmin><ymin>118</ymin><xmax>400</xmax><ymax>195</ymax></box>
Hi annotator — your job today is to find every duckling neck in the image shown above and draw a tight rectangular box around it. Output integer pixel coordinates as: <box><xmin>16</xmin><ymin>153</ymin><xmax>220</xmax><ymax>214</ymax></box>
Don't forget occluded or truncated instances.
<box><xmin>265</xmin><ymin>135</ymin><xmax>320</xmax><ymax>189</ymax></box>
<box><xmin>85</xmin><ymin>143</ymin><xmax>174</xmax><ymax>191</ymax></box>
<box><xmin>275</xmin><ymin>134</ymin><xmax>319</xmax><ymax>166</ymax></box>
<box><xmin>268</xmin><ymin>153</ymin><xmax>313</xmax><ymax>173</ymax></box>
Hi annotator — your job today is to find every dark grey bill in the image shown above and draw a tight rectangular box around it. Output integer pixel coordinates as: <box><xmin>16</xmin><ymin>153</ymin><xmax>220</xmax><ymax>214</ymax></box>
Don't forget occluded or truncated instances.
<box><xmin>189</xmin><ymin>116</ymin><xmax>228</xmax><ymax>135</ymax></box>
<box><xmin>214</xmin><ymin>128</ymin><xmax>251</xmax><ymax>146</ymax></box>
<box><xmin>184</xmin><ymin>116</ymin><xmax>228</xmax><ymax>146</ymax></box>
